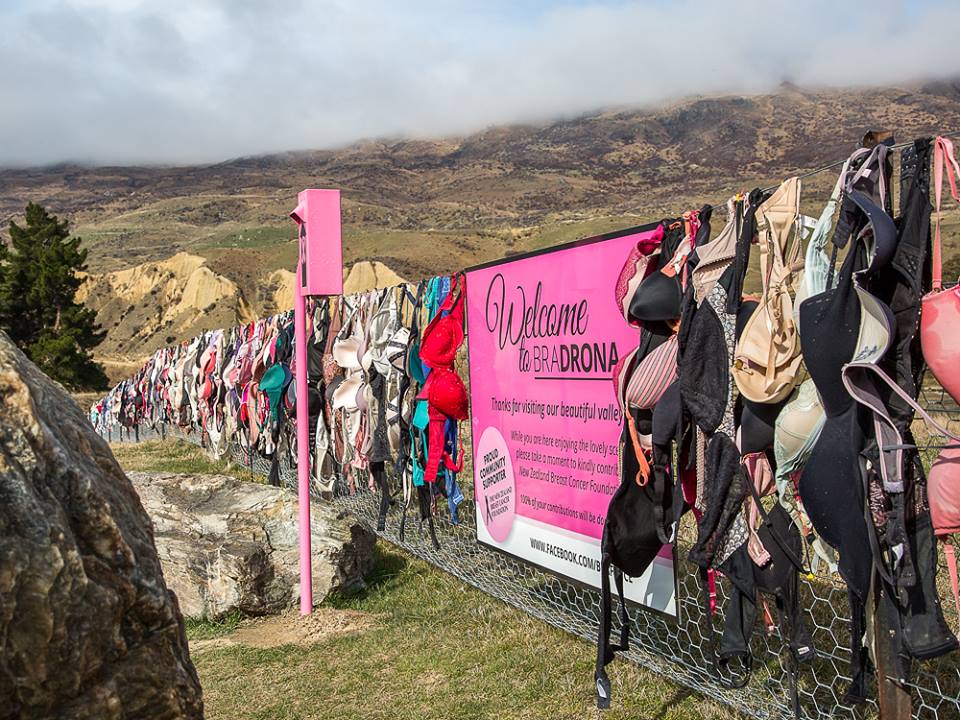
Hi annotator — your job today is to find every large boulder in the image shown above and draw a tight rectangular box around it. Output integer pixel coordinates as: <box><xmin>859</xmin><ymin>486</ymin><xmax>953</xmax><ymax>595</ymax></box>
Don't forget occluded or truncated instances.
<box><xmin>127</xmin><ymin>472</ymin><xmax>376</xmax><ymax>618</ymax></box>
<box><xmin>0</xmin><ymin>332</ymin><xmax>203</xmax><ymax>719</ymax></box>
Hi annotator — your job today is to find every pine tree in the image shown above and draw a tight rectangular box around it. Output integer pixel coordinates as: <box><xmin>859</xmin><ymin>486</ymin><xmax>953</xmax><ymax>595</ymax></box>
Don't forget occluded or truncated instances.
<box><xmin>0</xmin><ymin>203</ymin><xmax>107</xmax><ymax>389</ymax></box>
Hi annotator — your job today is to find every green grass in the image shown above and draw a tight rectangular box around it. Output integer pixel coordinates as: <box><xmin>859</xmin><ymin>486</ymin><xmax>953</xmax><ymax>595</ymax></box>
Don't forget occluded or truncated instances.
<box><xmin>110</xmin><ymin>438</ymin><xmax>263</xmax><ymax>483</ymax></box>
<box><xmin>192</xmin><ymin>545</ymin><xmax>735</xmax><ymax>720</ymax></box>
<box><xmin>198</xmin><ymin>225</ymin><xmax>293</xmax><ymax>251</ymax></box>
<box><xmin>185</xmin><ymin>611</ymin><xmax>245</xmax><ymax>641</ymax></box>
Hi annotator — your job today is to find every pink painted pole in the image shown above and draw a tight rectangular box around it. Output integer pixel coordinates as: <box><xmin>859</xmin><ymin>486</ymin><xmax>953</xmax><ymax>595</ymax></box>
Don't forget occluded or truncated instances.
<box><xmin>290</xmin><ymin>188</ymin><xmax>341</xmax><ymax>617</ymax></box>
<box><xmin>294</xmin><ymin>276</ymin><xmax>313</xmax><ymax>615</ymax></box>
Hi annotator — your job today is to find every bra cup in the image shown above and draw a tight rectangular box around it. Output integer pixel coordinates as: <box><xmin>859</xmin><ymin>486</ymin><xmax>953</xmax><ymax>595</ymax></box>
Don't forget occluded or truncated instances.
<box><xmin>412</xmin><ymin>399</ymin><xmax>430</xmax><ymax>431</ymax></box>
<box><xmin>613</xmin><ymin>328</ymin><xmax>676</xmax><ymax>410</ymax></box>
<box><xmin>624</xmin><ymin>335</ymin><xmax>678</xmax><ymax>410</ymax></box>
<box><xmin>418</xmin><ymin>368</ymin><xmax>468</xmax><ymax>421</ymax></box>
<box><xmin>420</xmin><ymin>284</ymin><xmax>465</xmax><ymax>369</ymax></box>
<box><xmin>691</xmin><ymin>208</ymin><xmax>738</xmax><ymax>301</ymax></box>
<box><xmin>798</xmin><ymin>404</ymin><xmax>872</xmax><ymax>601</ymax></box>
<box><xmin>386</xmin><ymin>326</ymin><xmax>411</xmax><ymax>371</ymax></box>
<box><xmin>616</xmin><ymin>227</ymin><xmax>665</xmax><ymax>325</ymax></box>
<box><xmin>421</xmin><ymin>319</ymin><xmax>460</xmax><ymax>367</ymax></box>
<box><xmin>798</xmin><ymin>288</ymin><xmax>860</xmax><ymax>417</ymax></box>
<box><xmin>739</xmin><ymin>396</ymin><xmax>787</xmax><ymax>455</ymax></box>
<box><xmin>629</xmin><ymin>269</ymin><xmax>683</xmax><ymax>323</ymax></box>
<box><xmin>773</xmin><ymin>379</ymin><xmax>825</xmax><ymax>473</ymax></box>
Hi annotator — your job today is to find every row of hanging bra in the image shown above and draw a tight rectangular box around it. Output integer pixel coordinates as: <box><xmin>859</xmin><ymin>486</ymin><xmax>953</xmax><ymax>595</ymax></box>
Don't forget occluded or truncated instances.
<box><xmin>91</xmin><ymin>273</ymin><xmax>469</xmax><ymax>542</ymax></box>
<box><xmin>596</xmin><ymin>135</ymin><xmax>960</xmax><ymax>712</ymax></box>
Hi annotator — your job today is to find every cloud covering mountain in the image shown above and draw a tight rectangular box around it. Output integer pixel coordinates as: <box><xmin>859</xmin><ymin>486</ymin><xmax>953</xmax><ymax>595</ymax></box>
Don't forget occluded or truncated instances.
<box><xmin>3</xmin><ymin>0</ymin><xmax>959</xmax><ymax>165</ymax></box>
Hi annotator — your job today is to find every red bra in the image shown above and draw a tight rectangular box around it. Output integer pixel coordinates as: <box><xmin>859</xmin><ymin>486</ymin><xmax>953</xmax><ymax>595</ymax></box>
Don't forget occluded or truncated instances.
<box><xmin>419</xmin><ymin>275</ymin><xmax>465</xmax><ymax>370</ymax></box>
<box><xmin>417</xmin><ymin>276</ymin><xmax>468</xmax><ymax>482</ymax></box>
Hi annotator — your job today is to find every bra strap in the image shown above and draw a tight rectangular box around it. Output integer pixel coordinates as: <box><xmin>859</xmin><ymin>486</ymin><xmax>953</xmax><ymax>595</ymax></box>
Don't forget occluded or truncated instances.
<box><xmin>843</xmin><ymin>361</ymin><xmax>960</xmax><ymax>443</ymax></box>
<box><xmin>848</xmin><ymin>144</ymin><xmax>890</xmax><ymax>212</ymax></box>
<box><xmin>745</xmin><ymin>466</ymin><xmax>812</xmax><ymax>576</ymax></box>
<box><xmin>707</xmin><ymin>567</ymin><xmax>717</xmax><ymax>615</ymax></box>
<box><xmin>944</xmin><ymin>543</ymin><xmax>960</xmax><ymax>633</ymax></box>
<box><xmin>661</xmin><ymin>232</ymin><xmax>694</xmax><ymax>280</ymax></box>
<box><xmin>760</xmin><ymin>595</ymin><xmax>776</xmax><ymax>635</ymax></box>
<box><xmin>396</xmin><ymin>284</ymin><xmax>407</xmax><ymax>325</ymax></box>
<box><xmin>932</xmin><ymin>136</ymin><xmax>960</xmax><ymax>291</ymax></box>
<box><xmin>625</xmin><ymin>412</ymin><xmax>652</xmax><ymax>485</ymax></box>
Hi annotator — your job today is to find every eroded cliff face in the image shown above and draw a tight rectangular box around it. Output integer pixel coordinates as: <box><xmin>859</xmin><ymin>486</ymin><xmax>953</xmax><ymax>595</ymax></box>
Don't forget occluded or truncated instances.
<box><xmin>77</xmin><ymin>251</ymin><xmax>256</xmax><ymax>360</ymax></box>
<box><xmin>79</xmin><ymin>253</ymin><xmax>406</xmax><ymax>381</ymax></box>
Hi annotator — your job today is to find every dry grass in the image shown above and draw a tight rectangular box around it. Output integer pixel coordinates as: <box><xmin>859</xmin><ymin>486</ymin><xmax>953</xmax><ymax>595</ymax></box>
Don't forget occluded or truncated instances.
<box><xmin>110</xmin><ymin>438</ymin><xmax>263</xmax><ymax>483</ymax></box>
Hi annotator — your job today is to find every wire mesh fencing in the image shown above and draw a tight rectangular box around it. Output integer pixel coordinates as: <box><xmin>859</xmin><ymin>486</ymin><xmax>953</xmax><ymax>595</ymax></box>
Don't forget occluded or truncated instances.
<box><xmin>106</xmin><ymin>388</ymin><xmax>960</xmax><ymax>720</ymax></box>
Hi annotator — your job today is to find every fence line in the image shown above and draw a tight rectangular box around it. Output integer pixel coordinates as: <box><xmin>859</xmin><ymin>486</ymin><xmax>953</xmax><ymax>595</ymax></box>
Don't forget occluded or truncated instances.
<box><xmin>106</xmin><ymin>393</ymin><xmax>960</xmax><ymax>720</ymax></box>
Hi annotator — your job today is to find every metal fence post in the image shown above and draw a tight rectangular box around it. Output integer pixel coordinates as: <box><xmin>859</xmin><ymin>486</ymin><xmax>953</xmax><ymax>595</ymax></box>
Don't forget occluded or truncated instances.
<box><xmin>874</xmin><ymin>580</ymin><xmax>912</xmax><ymax>719</ymax></box>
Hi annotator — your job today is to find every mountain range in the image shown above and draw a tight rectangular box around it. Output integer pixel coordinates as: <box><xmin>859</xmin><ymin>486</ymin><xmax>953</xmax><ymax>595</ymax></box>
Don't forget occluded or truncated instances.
<box><xmin>3</xmin><ymin>81</ymin><xmax>960</xmax><ymax>380</ymax></box>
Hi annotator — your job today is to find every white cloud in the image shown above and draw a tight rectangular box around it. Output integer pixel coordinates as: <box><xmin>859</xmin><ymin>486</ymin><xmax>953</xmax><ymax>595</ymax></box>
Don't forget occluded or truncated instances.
<box><xmin>0</xmin><ymin>0</ymin><xmax>958</xmax><ymax>166</ymax></box>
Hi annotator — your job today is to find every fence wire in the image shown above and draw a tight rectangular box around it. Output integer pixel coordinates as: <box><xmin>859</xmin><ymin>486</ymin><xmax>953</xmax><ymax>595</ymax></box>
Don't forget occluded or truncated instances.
<box><xmin>106</xmin><ymin>389</ymin><xmax>960</xmax><ymax>720</ymax></box>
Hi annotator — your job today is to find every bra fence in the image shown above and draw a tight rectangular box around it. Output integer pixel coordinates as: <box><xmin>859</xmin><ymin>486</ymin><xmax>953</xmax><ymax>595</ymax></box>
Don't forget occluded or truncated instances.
<box><xmin>107</xmin><ymin>383</ymin><xmax>960</xmax><ymax>720</ymax></box>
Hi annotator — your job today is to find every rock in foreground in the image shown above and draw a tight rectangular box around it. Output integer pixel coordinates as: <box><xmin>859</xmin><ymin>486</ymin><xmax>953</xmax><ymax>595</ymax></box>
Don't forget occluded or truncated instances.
<box><xmin>127</xmin><ymin>472</ymin><xmax>376</xmax><ymax>618</ymax></box>
<box><xmin>0</xmin><ymin>331</ymin><xmax>203</xmax><ymax>719</ymax></box>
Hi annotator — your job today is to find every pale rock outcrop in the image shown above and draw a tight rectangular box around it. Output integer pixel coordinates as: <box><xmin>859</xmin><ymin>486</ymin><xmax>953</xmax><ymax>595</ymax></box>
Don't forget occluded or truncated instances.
<box><xmin>265</xmin><ymin>268</ymin><xmax>296</xmax><ymax>312</ymax></box>
<box><xmin>126</xmin><ymin>472</ymin><xmax>376</xmax><ymax>619</ymax></box>
<box><xmin>267</xmin><ymin>261</ymin><xmax>406</xmax><ymax>313</ymax></box>
<box><xmin>343</xmin><ymin>260</ymin><xmax>406</xmax><ymax>293</ymax></box>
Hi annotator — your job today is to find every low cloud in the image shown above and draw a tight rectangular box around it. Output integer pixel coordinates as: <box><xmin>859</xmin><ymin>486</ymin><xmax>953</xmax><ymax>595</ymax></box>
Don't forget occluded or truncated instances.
<box><xmin>1</xmin><ymin>0</ymin><xmax>958</xmax><ymax>166</ymax></box>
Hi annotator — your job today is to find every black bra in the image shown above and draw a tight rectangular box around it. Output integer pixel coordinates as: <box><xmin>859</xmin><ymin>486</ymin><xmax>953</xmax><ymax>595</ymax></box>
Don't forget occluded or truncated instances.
<box><xmin>629</xmin><ymin>223</ymin><xmax>692</xmax><ymax>323</ymax></box>
<box><xmin>739</xmin><ymin>396</ymin><xmax>788</xmax><ymax>455</ymax></box>
<box><xmin>629</xmin><ymin>269</ymin><xmax>683</xmax><ymax>323</ymax></box>
<box><xmin>801</xmin><ymin>190</ymin><xmax>898</xmax><ymax>416</ymax></box>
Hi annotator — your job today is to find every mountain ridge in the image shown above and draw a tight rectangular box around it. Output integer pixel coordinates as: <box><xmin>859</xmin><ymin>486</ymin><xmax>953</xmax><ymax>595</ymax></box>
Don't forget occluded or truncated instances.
<box><xmin>3</xmin><ymin>83</ymin><xmax>960</xmax><ymax>378</ymax></box>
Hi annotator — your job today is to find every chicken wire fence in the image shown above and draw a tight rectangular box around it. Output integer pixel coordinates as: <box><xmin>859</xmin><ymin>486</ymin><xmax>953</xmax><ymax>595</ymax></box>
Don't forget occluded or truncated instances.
<box><xmin>105</xmin><ymin>388</ymin><xmax>960</xmax><ymax>720</ymax></box>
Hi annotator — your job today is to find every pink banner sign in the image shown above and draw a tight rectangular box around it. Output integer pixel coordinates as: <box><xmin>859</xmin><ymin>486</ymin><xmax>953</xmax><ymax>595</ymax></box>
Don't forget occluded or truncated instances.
<box><xmin>466</xmin><ymin>226</ymin><xmax>676</xmax><ymax>616</ymax></box>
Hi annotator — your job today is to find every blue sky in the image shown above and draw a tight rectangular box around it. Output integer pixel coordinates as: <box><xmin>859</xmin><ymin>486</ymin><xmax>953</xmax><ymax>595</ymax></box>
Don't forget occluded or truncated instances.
<box><xmin>1</xmin><ymin>0</ymin><xmax>958</xmax><ymax>166</ymax></box>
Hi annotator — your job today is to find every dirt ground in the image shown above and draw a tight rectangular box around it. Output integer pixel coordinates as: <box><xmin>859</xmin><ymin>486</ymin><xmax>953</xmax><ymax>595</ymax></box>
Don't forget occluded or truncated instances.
<box><xmin>190</xmin><ymin>608</ymin><xmax>378</xmax><ymax>653</ymax></box>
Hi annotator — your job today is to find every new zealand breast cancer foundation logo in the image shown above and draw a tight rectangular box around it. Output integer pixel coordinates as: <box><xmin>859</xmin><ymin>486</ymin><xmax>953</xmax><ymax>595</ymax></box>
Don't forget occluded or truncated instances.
<box><xmin>476</xmin><ymin>426</ymin><xmax>516</xmax><ymax>543</ymax></box>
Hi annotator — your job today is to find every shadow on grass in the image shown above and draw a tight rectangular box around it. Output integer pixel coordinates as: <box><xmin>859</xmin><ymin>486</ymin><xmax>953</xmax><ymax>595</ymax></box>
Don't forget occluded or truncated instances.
<box><xmin>185</xmin><ymin>609</ymin><xmax>244</xmax><ymax>641</ymax></box>
<box><xmin>323</xmin><ymin>542</ymin><xmax>410</xmax><ymax>611</ymax></box>
<box><xmin>651</xmin><ymin>686</ymin><xmax>697</xmax><ymax>720</ymax></box>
